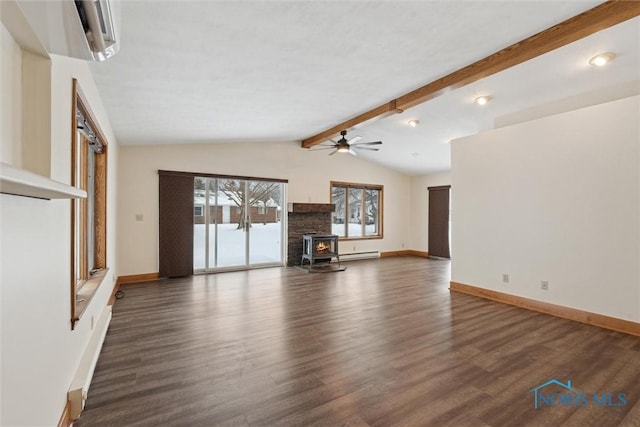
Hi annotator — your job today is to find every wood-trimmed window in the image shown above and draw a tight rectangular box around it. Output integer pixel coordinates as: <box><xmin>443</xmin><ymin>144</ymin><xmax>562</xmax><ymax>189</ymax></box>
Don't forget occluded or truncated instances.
<box><xmin>71</xmin><ymin>79</ymin><xmax>108</xmax><ymax>329</ymax></box>
<box><xmin>330</xmin><ymin>181</ymin><xmax>383</xmax><ymax>240</ymax></box>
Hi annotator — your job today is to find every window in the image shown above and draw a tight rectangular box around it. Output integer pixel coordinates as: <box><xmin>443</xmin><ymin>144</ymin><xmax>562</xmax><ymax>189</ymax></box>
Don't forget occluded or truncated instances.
<box><xmin>330</xmin><ymin>181</ymin><xmax>383</xmax><ymax>239</ymax></box>
<box><xmin>258</xmin><ymin>205</ymin><xmax>265</xmax><ymax>215</ymax></box>
<box><xmin>71</xmin><ymin>79</ymin><xmax>108</xmax><ymax>329</ymax></box>
<box><xmin>194</xmin><ymin>206</ymin><xmax>203</xmax><ymax>216</ymax></box>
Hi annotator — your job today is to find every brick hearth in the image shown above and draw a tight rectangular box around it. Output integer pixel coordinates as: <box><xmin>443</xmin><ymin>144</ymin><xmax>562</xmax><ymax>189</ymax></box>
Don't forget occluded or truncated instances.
<box><xmin>287</xmin><ymin>203</ymin><xmax>334</xmax><ymax>266</ymax></box>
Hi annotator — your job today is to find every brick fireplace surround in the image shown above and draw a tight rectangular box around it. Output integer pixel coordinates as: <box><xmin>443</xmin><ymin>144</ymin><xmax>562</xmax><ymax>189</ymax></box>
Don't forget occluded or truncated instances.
<box><xmin>287</xmin><ymin>203</ymin><xmax>334</xmax><ymax>266</ymax></box>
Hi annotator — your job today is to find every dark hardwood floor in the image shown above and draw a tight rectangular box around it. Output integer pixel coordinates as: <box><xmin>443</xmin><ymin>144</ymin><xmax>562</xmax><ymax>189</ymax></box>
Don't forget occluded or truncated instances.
<box><xmin>76</xmin><ymin>257</ymin><xmax>640</xmax><ymax>427</ymax></box>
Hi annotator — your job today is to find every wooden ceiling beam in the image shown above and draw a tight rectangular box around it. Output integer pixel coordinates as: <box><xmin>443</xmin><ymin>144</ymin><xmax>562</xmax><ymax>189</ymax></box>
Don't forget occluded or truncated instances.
<box><xmin>301</xmin><ymin>101</ymin><xmax>402</xmax><ymax>148</ymax></box>
<box><xmin>301</xmin><ymin>0</ymin><xmax>640</xmax><ymax>149</ymax></box>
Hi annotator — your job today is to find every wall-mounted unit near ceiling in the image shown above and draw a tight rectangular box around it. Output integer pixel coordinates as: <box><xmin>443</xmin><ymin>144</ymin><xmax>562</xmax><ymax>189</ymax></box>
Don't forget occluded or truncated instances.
<box><xmin>17</xmin><ymin>0</ymin><xmax>120</xmax><ymax>61</ymax></box>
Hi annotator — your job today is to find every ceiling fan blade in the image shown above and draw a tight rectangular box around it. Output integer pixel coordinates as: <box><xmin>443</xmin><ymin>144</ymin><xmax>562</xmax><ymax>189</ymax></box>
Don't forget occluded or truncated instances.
<box><xmin>353</xmin><ymin>146</ymin><xmax>380</xmax><ymax>151</ymax></box>
<box><xmin>348</xmin><ymin>148</ymin><xmax>358</xmax><ymax>156</ymax></box>
<box><xmin>347</xmin><ymin>136</ymin><xmax>362</xmax><ymax>145</ymax></box>
<box><xmin>351</xmin><ymin>141</ymin><xmax>382</xmax><ymax>146</ymax></box>
<box><xmin>328</xmin><ymin>149</ymin><xmax>338</xmax><ymax>156</ymax></box>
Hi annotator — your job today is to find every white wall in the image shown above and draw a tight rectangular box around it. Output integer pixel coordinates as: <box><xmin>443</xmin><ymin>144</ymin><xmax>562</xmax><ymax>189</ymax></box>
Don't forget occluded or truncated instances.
<box><xmin>118</xmin><ymin>142</ymin><xmax>411</xmax><ymax>275</ymax></box>
<box><xmin>409</xmin><ymin>172</ymin><xmax>451</xmax><ymax>252</ymax></box>
<box><xmin>0</xmin><ymin>22</ymin><xmax>22</xmax><ymax>166</ymax></box>
<box><xmin>0</xmin><ymin>39</ymin><xmax>119</xmax><ymax>426</ymax></box>
<box><xmin>451</xmin><ymin>96</ymin><xmax>640</xmax><ymax>322</ymax></box>
<box><xmin>21</xmin><ymin>50</ymin><xmax>52</xmax><ymax>177</ymax></box>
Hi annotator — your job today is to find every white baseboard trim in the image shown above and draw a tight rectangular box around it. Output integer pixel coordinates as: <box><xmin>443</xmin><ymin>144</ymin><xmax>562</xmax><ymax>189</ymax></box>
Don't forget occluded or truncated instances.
<box><xmin>68</xmin><ymin>305</ymin><xmax>112</xmax><ymax>420</ymax></box>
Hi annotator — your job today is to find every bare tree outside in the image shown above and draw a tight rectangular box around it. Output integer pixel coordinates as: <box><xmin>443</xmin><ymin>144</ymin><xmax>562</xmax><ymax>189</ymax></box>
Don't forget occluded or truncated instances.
<box><xmin>365</xmin><ymin>188</ymin><xmax>379</xmax><ymax>235</ymax></box>
<box><xmin>218</xmin><ymin>179</ymin><xmax>280</xmax><ymax>229</ymax></box>
<box><xmin>194</xmin><ymin>177</ymin><xmax>206</xmax><ymax>190</ymax></box>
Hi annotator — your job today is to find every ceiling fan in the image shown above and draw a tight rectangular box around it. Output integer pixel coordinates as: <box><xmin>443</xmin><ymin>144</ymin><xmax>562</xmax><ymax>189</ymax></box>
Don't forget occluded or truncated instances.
<box><xmin>314</xmin><ymin>130</ymin><xmax>382</xmax><ymax>156</ymax></box>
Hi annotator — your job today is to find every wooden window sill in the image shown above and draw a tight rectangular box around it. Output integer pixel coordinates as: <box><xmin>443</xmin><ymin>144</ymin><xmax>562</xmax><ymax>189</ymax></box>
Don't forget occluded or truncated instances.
<box><xmin>72</xmin><ymin>268</ymin><xmax>109</xmax><ymax>329</ymax></box>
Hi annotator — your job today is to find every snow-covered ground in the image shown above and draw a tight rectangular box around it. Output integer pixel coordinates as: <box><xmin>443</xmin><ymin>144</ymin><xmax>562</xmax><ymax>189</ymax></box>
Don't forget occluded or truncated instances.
<box><xmin>332</xmin><ymin>223</ymin><xmax>378</xmax><ymax>237</ymax></box>
<box><xmin>194</xmin><ymin>222</ymin><xmax>378</xmax><ymax>270</ymax></box>
<box><xmin>194</xmin><ymin>223</ymin><xmax>283</xmax><ymax>269</ymax></box>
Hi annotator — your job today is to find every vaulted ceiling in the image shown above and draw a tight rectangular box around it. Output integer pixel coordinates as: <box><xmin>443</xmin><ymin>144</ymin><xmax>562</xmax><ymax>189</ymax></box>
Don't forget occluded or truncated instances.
<box><xmin>89</xmin><ymin>1</ymin><xmax>640</xmax><ymax>175</ymax></box>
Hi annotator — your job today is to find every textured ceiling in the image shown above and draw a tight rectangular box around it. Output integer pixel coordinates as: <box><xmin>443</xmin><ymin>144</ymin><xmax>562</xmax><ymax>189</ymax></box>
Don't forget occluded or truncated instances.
<box><xmin>353</xmin><ymin>17</ymin><xmax>640</xmax><ymax>175</ymax></box>
<box><xmin>89</xmin><ymin>1</ymin><xmax>639</xmax><ymax>175</ymax></box>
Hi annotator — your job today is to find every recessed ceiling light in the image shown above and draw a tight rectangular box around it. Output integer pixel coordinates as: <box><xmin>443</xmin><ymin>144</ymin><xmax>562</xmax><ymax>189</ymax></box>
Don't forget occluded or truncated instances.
<box><xmin>589</xmin><ymin>52</ymin><xmax>615</xmax><ymax>67</ymax></box>
<box><xmin>474</xmin><ymin>95</ymin><xmax>491</xmax><ymax>106</ymax></box>
<box><xmin>408</xmin><ymin>119</ymin><xmax>420</xmax><ymax>127</ymax></box>
<box><xmin>410</xmin><ymin>152</ymin><xmax>420</xmax><ymax>157</ymax></box>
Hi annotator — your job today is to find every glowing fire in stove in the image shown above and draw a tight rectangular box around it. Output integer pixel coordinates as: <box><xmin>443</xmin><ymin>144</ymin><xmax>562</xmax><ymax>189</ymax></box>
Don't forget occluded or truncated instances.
<box><xmin>316</xmin><ymin>241</ymin><xmax>331</xmax><ymax>254</ymax></box>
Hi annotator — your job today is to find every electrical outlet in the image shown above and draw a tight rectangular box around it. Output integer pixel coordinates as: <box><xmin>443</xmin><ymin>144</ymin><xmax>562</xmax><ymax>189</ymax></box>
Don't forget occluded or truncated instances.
<box><xmin>401</xmin><ymin>242</ymin><xmax>405</xmax><ymax>248</ymax></box>
<box><xmin>353</xmin><ymin>246</ymin><xmax>356</xmax><ymax>252</ymax></box>
<box><xmin>90</xmin><ymin>316</ymin><xmax>95</xmax><ymax>331</ymax></box>
<box><xmin>135</xmin><ymin>214</ymin><xmax>144</xmax><ymax>221</ymax></box>
<box><xmin>502</xmin><ymin>274</ymin><xmax>509</xmax><ymax>283</ymax></box>
<box><xmin>541</xmin><ymin>281</ymin><xmax>549</xmax><ymax>291</ymax></box>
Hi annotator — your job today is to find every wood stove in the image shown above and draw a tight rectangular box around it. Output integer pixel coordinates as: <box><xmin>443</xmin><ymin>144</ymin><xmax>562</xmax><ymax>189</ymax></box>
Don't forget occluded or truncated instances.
<box><xmin>301</xmin><ymin>234</ymin><xmax>340</xmax><ymax>268</ymax></box>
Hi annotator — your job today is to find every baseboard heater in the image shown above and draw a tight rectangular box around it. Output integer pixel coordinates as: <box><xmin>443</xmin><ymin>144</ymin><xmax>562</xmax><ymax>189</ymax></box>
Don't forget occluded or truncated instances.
<box><xmin>339</xmin><ymin>251</ymin><xmax>380</xmax><ymax>261</ymax></box>
<box><xmin>68</xmin><ymin>305</ymin><xmax>112</xmax><ymax>420</ymax></box>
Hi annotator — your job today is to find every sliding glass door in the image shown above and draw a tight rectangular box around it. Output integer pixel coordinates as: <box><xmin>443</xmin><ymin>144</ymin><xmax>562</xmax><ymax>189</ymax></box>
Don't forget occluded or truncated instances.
<box><xmin>194</xmin><ymin>177</ymin><xmax>285</xmax><ymax>272</ymax></box>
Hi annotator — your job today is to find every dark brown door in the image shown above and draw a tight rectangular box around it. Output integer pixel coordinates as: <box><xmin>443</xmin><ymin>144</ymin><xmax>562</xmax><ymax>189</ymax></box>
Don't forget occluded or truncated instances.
<box><xmin>428</xmin><ymin>186</ymin><xmax>450</xmax><ymax>259</ymax></box>
<box><xmin>159</xmin><ymin>172</ymin><xmax>194</xmax><ymax>277</ymax></box>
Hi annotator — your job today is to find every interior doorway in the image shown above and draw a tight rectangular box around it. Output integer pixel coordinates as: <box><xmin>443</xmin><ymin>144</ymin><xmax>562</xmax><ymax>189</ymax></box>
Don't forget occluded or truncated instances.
<box><xmin>428</xmin><ymin>185</ymin><xmax>451</xmax><ymax>259</ymax></box>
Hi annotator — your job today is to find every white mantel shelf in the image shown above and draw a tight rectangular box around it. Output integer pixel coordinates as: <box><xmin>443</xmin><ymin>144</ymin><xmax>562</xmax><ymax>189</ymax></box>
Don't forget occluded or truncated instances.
<box><xmin>0</xmin><ymin>163</ymin><xmax>86</xmax><ymax>200</ymax></box>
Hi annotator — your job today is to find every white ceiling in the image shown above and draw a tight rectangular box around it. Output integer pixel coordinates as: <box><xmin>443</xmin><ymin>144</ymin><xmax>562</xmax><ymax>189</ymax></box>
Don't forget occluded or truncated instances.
<box><xmin>89</xmin><ymin>1</ymin><xmax>639</xmax><ymax>175</ymax></box>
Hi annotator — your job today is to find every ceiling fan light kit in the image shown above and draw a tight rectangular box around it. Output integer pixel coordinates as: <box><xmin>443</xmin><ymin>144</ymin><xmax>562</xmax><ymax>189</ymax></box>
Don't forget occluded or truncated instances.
<box><xmin>408</xmin><ymin>119</ymin><xmax>420</xmax><ymax>127</ymax></box>
<box><xmin>317</xmin><ymin>130</ymin><xmax>382</xmax><ymax>156</ymax></box>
